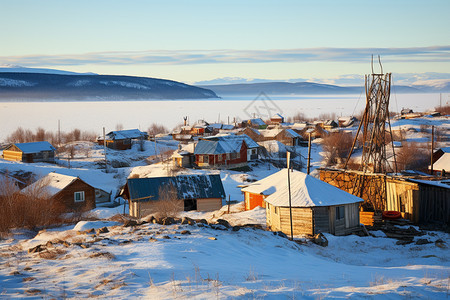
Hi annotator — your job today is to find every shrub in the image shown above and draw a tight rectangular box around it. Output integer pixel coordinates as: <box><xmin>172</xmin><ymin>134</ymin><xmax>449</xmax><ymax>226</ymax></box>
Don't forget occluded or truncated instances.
<box><xmin>395</xmin><ymin>142</ymin><xmax>429</xmax><ymax>171</ymax></box>
<box><xmin>152</xmin><ymin>184</ymin><xmax>183</xmax><ymax>219</ymax></box>
<box><xmin>0</xmin><ymin>177</ymin><xmax>65</xmax><ymax>233</ymax></box>
<box><xmin>148</xmin><ymin>123</ymin><xmax>168</xmax><ymax>136</ymax></box>
<box><xmin>435</xmin><ymin>104</ymin><xmax>450</xmax><ymax>116</ymax></box>
<box><xmin>321</xmin><ymin>131</ymin><xmax>354</xmax><ymax>167</ymax></box>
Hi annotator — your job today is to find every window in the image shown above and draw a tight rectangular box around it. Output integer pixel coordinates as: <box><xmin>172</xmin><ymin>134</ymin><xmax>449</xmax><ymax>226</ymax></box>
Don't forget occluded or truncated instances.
<box><xmin>74</xmin><ymin>191</ymin><xmax>85</xmax><ymax>203</ymax></box>
<box><xmin>203</xmin><ymin>155</ymin><xmax>209</xmax><ymax>163</ymax></box>
<box><xmin>217</xmin><ymin>154</ymin><xmax>222</xmax><ymax>162</ymax></box>
<box><xmin>226</xmin><ymin>153</ymin><xmax>230</xmax><ymax>160</ymax></box>
<box><xmin>237</xmin><ymin>151</ymin><xmax>240</xmax><ymax>159</ymax></box>
<box><xmin>335</xmin><ymin>206</ymin><xmax>344</xmax><ymax>220</ymax></box>
<box><xmin>274</xmin><ymin>206</ymin><xmax>279</xmax><ymax>215</ymax></box>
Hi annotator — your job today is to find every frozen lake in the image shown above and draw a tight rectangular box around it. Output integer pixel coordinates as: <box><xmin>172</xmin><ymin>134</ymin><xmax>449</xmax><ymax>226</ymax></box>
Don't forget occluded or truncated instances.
<box><xmin>0</xmin><ymin>93</ymin><xmax>444</xmax><ymax>141</ymax></box>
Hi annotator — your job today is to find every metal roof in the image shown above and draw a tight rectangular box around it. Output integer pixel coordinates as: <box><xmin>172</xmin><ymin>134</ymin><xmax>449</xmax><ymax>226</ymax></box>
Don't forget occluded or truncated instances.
<box><xmin>126</xmin><ymin>174</ymin><xmax>225</xmax><ymax>202</ymax></box>
<box><xmin>13</xmin><ymin>141</ymin><xmax>55</xmax><ymax>154</ymax></box>
<box><xmin>101</xmin><ymin>129</ymin><xmax>148</xmax><ymax>141</ymax></box>
<box><xmin>194</xmin><ymin>134</ymin><xmax>258</xmax><ymax>155</ymax></box>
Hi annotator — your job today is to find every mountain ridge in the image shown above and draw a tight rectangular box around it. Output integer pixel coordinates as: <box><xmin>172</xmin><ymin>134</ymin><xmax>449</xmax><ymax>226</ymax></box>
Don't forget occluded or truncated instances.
<box><xmin>0</xmin><ymin>72</ymin><xmax>218</xmax><ymax>100</ymax></box>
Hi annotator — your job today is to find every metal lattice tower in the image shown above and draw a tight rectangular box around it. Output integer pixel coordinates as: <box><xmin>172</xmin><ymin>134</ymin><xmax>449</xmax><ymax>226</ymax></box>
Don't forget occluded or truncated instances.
<box><xmin>345</xmin><ymin>56</ymin><xmax>397</xmax><ymax>174</ymax></box>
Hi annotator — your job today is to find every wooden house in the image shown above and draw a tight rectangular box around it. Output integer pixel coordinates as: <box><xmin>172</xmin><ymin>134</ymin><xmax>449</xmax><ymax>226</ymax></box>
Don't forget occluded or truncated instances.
<box><xmin>97</xmin><ymin>129</ymin><xmax>148</xmax><ymax>150</ymax></box>
<box><xmin>319</xmin><ymin>169</ymin><xmax>450</xmax><ymax>225</ymax></box>
<box><xmin>242</xmin><ymin>118</ymin><xmax>267</xmax><ymax>129</ymax></box>
<box><xmin>21</xmin><ymin>172</ymin><xmax>96</xmax><ymax>213</ymax></box>
<box><xmin>274</xmin><ymin>129</ymin><xmax>302</xmax><ymax>146</ymax></box>
<box><xmin>171</xmin><ymin>150</ymin><xmax>194</xmax><ymax>168</ymax></box>
<box><xmin>243</xmin><ymin>169</ymin><xmax>363</xmax><ymax>236</ymax></box>
<box><xmin>270</xmin><ymin>113</ymin><xmax>284</xmax><ymax>124</ymax></box>
<box><xmin>430</xmin><ymin>147</ymin><xmax>449</xmax><ymax>176</ymax></box>
<box><xmin>194</xmin><ymin>134</ymin><xmax>259</xmax><ymax>169</ymax></box>
<box><xmin>122</xmin><ymin>174</ymin><xmax>226</xmax><ymax>218</ymax></box>
<box><xmin>238</xmin><ymin>127</ymin><xmax>263</xmax><ymax>143</ymax></box>
<box><xmin>338</xmin><ymin>116</ymin><xmax>357</xmax><ymax>128</ymax></box>
<box><xmin>2</xmin><ymin>141</ymin><xmax>56</xmax><ymax>163</ymax></box>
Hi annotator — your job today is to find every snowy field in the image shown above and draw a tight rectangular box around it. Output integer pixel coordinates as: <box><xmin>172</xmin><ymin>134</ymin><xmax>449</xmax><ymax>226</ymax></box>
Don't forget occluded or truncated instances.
<box><xmin>0</xmin><ymin>206</ymin><xmax>449</xmax><ymax>299</ymax></box>
<box><xmin>0</xmin><ymin>93</ymin><xmax>446</xmax><ymax>141</ymax></box>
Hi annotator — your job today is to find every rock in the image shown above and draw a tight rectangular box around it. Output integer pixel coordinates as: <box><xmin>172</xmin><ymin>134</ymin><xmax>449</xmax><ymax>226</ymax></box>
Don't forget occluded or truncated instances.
<box><xmin>97</xmin><ymin>227</ymin><xmax>109</xmax><ymax>234</ymax></box>
<box><xmin>149</xmin><ymin>237</ymin><xmax>157</xmax><ymax>242</ymax></box>
<box><xmin>232</xmin><ymin>226</ymin><xmax>240</xmax><ymax>232</ymax></box>
<box><xmin>181</xmin><ymin>217</ymin><xmax>196</xmax><ymax>225</ymax></box>
<box><xmin>435</xmin><ymin>239</ymin><xmax>447</xmax><ymax>249</ymax></box>
<box><xmin>196</xmin><ymin>219</ymin><xmax>208</xmax><ymax>225</ymax></box>
<box><xmin>180</xmin><ymin>230</ymin><xmax>191</xmax><ymax>235</ymax></box>
<box><xmin>28</xmin><ymin>244</ymin><xmax>46</xmax><ymax>254</ymax></box>
<box><xmin>211</xmin><ymin>224</ymin><xmax>228</xmax><ymax>231</ymax></box>
<box><xmin>63</xmin><ymin>241</ymin><xmax>70</xmax><ymax>247</ymax></box>
<box><xmin>208</xmin><ymin>237</ymin><xmax>217</xmax><ymax>240</ymax></box>
<box><xmin>415</xmin><ymin>238</ymin><xmax>432</xmax><ymax>245</ymax></box>
<box><xmin>86</xmin><ymin>228</ymin><xmax>95</xmax><ymax>234</ymax></box>
<box><xmin>216</xmin><ymin>219</ymin><xmax>231</xmax><ymax>228</ymax></box>
<box><xmin>197</xmin><ymin>224</ymin><xmax>205</xmax><ymax>228</ymax></box>
<box><xmin>274</xmin><ymin>231</ymin><xmax>288</xmax><ymax>239</ymax></box>
<box><xmin>312</xmin><ymin>233</ymin><xmax>328</xmax><ymax>247</ymax></box>
<box><xmin>46</xmin><ymin>241</ymin><xmax>54</xmax><ymax>248</ymax></box>
<box><xmin>396</xmin><ymin>239</ymin><xmax>414</xmax><ymax>245</ymax></box>
<box><xmin>123</xmin><ymin>220</ymin><xmax>138</xmax><ymax>227</ymax></box>
<box><xmin>162</xmin><ymin>217</ymin><xmax>175</xmax><ymax>226</ymax></box>
<box><xmin>161</xmin><ymin>235</ymin><xmax>171</xmax><ymax>239</ymax></box>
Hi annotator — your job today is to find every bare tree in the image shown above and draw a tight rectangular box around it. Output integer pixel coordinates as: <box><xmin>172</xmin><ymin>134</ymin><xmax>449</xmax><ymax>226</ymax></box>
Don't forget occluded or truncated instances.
<box><xmin>321</xmin><ymin>131</ymin><xmax>353</xmax><ymax>167</ymax></box>
<box><xmin>396</xmin><ymin>142</ymin><xmax>429</xmax><ymax>171</ymax></box>
<box><xmin>153</xmin><ymin>183</ymin><xmax>183</xmax><ymax>218</ymax></box>
<box><xmin>148</xmin><ymin>123</ymin><xmax>168</xmax><ymax>136</ymax></box>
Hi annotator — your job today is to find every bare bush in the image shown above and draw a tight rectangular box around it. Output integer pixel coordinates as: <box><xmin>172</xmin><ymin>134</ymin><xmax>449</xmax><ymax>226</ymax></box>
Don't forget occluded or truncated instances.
<box><xmin>152</xmin><ymin>184</ymin><xmax>183</xmax><ymax>219</ymax></box>
<box><xmin>396</xmin><ymin>143</ymin><xmax>429</xmax><ymax>171</ymax></box>
<box><xmin>148</xmin><ymin>123</ymin><xmax>168</xmax><ymax>136</ymax></box>
<box><xmin>0</xmin><ymin>177</ymin><xmax>65</xmax><ymax>233</ymax></box>
<box><xmin>321</xmin><ymin>131</ymin><xmax>354</xmax><ymax>167</ymax></box>
<box><xmin>435</xmin><ymin>104</ymin><xmax>450</xmax><ymax>116</ymax></box>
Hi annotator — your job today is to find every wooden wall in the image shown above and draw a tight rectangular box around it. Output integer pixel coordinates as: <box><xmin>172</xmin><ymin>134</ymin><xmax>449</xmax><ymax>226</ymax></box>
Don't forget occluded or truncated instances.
<box><xmin>54</xmin><ymin>179</ymin><xmax>96</xmax><ymax>212</ymax></box>
<box><xmin>3</xmin><ymin>150</ymin><xmax>23</xmax><ymax>162</ymax></box>
<box><xmin>197</xmin><ymin>198</ymin><xmax>222</xmax><ymax>211</ymax></box>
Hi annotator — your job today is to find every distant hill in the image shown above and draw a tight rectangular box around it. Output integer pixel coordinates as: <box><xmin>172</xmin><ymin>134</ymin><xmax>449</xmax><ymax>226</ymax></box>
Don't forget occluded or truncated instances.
<box><xmin>199</xmin><ymin>81</ymin><xmax>427</xmax><ymax>96</ymax></box>
<box><xmin>0</xmin><ymin>73</ymin><xmax>218</xmax><ymax>100</ymax></box>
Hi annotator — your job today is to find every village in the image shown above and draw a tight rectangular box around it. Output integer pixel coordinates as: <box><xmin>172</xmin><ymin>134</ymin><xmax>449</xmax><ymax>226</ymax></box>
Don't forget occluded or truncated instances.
<box><xmin>0</xmin><ymin>79</ymin><xmax>449</xmax><ymax>297</ymax></box>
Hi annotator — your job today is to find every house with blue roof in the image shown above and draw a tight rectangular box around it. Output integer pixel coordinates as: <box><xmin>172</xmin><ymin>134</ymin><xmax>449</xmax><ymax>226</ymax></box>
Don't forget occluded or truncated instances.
<box><xmin>121</xmin><ymin>174</ymin><xmax>226</xmax><ymax>218</ymax></box>
<box><xmin>2</xmin><ymin>141</ymin><xmax>56</xmax><ymax>163</ymax></box>
<box><xmin>97</xmin><ymin>129</ymin><xmax>148</xmax><ymax>150</ymax></box>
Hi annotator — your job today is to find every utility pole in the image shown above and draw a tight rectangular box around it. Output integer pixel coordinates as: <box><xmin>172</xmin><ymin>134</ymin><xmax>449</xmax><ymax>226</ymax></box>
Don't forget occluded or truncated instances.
<box><xmin>307</xmin><ymin>133</ymin><xmax>312</xmax><ymax>174</ymax></box>
<box><xmin>430</xmin><ymin>125</ymin><xmax>435</xmax><ymax>175</ymax></box>
<box><xmin>103</xmin><ymin>127</ymin><xmax>108</xmax><ymax>173</ymax></box>
<box><xmin>287</xmin><ymin>151</ymin><xmax>293</xmax><ymax>241</ymax></box>
<box><xmin>58</xmin><ymin>119</ymin><xmax>61</xmax><ymax>146</ymax></box>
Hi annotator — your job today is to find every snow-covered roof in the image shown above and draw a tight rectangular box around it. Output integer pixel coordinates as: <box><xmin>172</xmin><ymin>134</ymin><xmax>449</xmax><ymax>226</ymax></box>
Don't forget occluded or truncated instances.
<box><xmin>195</xmin><ymin>134</ymin><xmax>259</xmax><ymax>155</ymax></box>
<box><xmin>439</xmin><ymin>147</ymin><xmax>450</xmax><ymax>153</ymax></box>
<box><xmin>12</xmin><ymin>141</ymin><xmax>55</xmax><ymax>154</ymax></box>
<box><xmin>246</xmin><ymin>118</ymin><xmax>266</xmax><ymax>126</ymax></box>
<box><xmin>431</xmin><ymin>153</ymin><xmax>450</xmax><ymax>172</ymax></box>
<box><xmin>271</xmin><ymin>113</ymin><xmax>284</xmax><ymax>119</ymax></box>
<box><xmin>258</xmin><ymin>140</ymin><xmax>287</xmax><ymax>153</ymax></box>
<box><xmin>172</xmin><ymin>150</ymin><xmax>191</xmax><ymax>158</ymax></box>
<box><xmin>102</xmin><ymin>129</ymin><xmax>147</xmax><ymax>141</ymax></box>
<box><xmin>126</xmin><ymin>174</ymin><xmax>225</xmax><ymax>202</ymax></box>
<box><xmin>242</xmin><ymin>169</ymin><xmax>364</xmax><ymax>207</ymax></box>
<box><xmin>284</xmin><ymin>129</ymin><xmax>301</xmax><ymax>138</ymax></box>
<box><xmin>407</xmin><ymin>178</ymin><xmax>450</xmax><ymax>189</ymax></box>
<box><xmin>291</xmin><ymin>123</ymin><xmax>307</xmax><ymax>130</ymax></box>
<box><xmin>21</xmin><ymin>172</ymin><xmax>81</xmax><ymax>197</ymax></box>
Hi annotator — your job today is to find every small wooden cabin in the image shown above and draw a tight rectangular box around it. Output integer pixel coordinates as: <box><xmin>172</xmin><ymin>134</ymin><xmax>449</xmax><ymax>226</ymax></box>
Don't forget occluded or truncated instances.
<box><xmin>3</xmin><ymin>141</ymin><xmax>55</xmax><ymax>163</ymax></box>
<box><xmin>244</xmin><ymin>169</ymin><xmax>363</xmax><ymax>236</ymax></box>
<box><xmin>122</xmin><ymin>174</ymin><xmax>226</xmax><ymax>218</ymax></box>
<box><xmin>270</xmin><ymin>113</ymin><xmax>285</xmax><ymax>124</ymax></box>
<box><xmin>171</xmin><ymin>150</ymin><xmax>194</xmax><ymax>168</ymax></box>
<box><xmin>21</xmin><ymin>172</ymin><xmax>96</xmax><ymax>213</ymax></box>
<box><xmin>194</xmin><ymin>135</ymin><xmax>253</xmax><ymax>169</ymax></box>
<box><xmin>97</xmin><ymin>129</ymin><xmax>148</xmax><ymax>150</ymax></box>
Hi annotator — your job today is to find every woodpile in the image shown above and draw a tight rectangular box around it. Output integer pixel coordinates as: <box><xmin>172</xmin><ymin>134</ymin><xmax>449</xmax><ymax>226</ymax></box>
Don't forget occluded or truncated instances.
<box><xmin>359</xmin><ymin>211</ymin><xmax>382</xmax><ymax>226</ymax></box>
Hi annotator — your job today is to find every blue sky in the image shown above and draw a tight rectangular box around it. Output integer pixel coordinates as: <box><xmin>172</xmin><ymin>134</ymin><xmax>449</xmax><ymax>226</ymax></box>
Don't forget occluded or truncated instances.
<box><xmin>1</xmin><ymin>0</ymin><xmax>449</xmax><ymax>84</ymax></box>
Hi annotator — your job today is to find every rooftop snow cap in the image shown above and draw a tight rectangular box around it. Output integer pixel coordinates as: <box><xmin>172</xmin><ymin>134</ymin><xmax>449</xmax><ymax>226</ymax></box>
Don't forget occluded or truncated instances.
<box><xmin>242</xmin><ymin>169</ymin><xmax>364</xmax><ymax>207</ymax></box>
<box><xmin>13</xmin><ymin>141</ymin><xmax>55</xmax><ymax>154</ymax></box>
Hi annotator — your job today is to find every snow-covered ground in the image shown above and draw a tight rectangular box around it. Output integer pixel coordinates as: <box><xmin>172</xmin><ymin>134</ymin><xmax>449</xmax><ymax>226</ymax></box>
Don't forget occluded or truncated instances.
<box><xmin>0</xmin><ymin>206</ymin><xmax>448</xmax><ymax>299</ymax></box>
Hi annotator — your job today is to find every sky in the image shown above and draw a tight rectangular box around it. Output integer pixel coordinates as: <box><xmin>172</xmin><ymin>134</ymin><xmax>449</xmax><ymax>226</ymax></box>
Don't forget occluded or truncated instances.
<box><xmin>1</xmin><ymin>0</ymin><xmax>450</xmax><ymax>85</ymax></box>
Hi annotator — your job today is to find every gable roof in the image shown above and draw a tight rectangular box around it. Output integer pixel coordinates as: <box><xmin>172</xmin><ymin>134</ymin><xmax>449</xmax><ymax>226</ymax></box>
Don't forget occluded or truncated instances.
<box><xmin>102</xmin><ymin>129</ymin><xmax>148</xmax><ymax>141</ymax></box>
<box><xmin>431</xmin><ymin>152</ymin><xmax>450</xmax><ymax>172</ymax></box>
<box><xmin>126</xmin><ymin>174</ymin><xmax>225</xmax><ymax>202</ymax></box>
<box><xmin>282</xmin><ymin>129</ymin><xmax>300</xmax><ymax>138</ymax></box>
<box><xmin>21</xmin><ymin>172</ymin><xmax>87</xmax><ymax>197</ymax></box>
<box><xmin>242</xmin><ymin>169</ymin><xmax>363</xmax><ymax>207</ymax></box>
<box><xmin>271</xmin><ymin>113</ymin><xmax>284</xmax><ymax>119</ymax></box>
<box><xmin>194</xmin><ymin>134</ymin><xmax>258</xmax><ymax>155</ymax></box>
<box><xmin>10</xmin><ymin>141</ymin><xmax>55</xmax><ymax>154</ymax></box>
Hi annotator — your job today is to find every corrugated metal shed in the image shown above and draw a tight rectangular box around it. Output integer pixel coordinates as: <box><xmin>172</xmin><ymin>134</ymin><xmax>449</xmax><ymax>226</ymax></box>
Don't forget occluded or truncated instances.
<box><xmin>126</xmin><ymin>174</ymin><xmax>225</xmax><ymax>202</ymax></box>
<box><xmin>13</xmin><ymin>141</ymin><xmax>55</xmax><ymax>154</ymax></box>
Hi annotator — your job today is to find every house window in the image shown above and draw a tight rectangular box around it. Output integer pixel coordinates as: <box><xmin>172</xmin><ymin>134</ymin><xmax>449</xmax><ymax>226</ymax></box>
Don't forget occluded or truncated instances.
<box><xmin>218</xmin><ymin>154</ymin><xmax>222</xmax><ymax>162</ymax></box>
<box><xmin>335</xmin><ymin>206</ymin><xmax>344</xmax><ymax>220</ymax></box>
<box><xmin>203</xmin><ymin>155</ymin><xmax>209</xmax><ymax>163</ymax></box>
<box><xmin>274</xmin><ymin>206</ymin><xmax>279</xmax><ymax>215</ymax></box>
<box><xmin>226</xmin><ymin>153</ymin><xmax>230</xmax><ymax>160</ymax></box>
<box><xmin>237</xmin><ymin>151</ymin><xmax>240</xmax><ymax>159</ymax></box>
<box><xmin>74</xmin><ymin>191</ymin><xmax>85</xmax><ymax>203</ymax></box>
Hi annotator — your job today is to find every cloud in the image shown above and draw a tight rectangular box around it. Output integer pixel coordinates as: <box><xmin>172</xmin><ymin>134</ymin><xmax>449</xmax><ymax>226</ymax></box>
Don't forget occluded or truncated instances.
<box><xmin>1</xmin><ymin>46</ymin><xmax>450</xmax><ymax>67</ymax></box>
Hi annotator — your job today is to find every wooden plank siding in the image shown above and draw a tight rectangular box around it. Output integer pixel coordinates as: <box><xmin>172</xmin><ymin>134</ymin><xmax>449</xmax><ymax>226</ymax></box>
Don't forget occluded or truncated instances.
<box><xmin>2</xmin><ymin>150</ymin><xmax>23</xmax><ymax>162</ymax></box>
<box><xmin>313</xmin><ymin>206</ymin><xmax>329</xmax><ymax>234</ymax></box>
<box><xmin>53</xmin><ymin>179</ymin><xmax>96</xmax><ymax>212</ymax></box>
<box><xmin>196</xmin><ymin>198</ymin><xmax>222</xmax><ymax>211</ymax></box>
